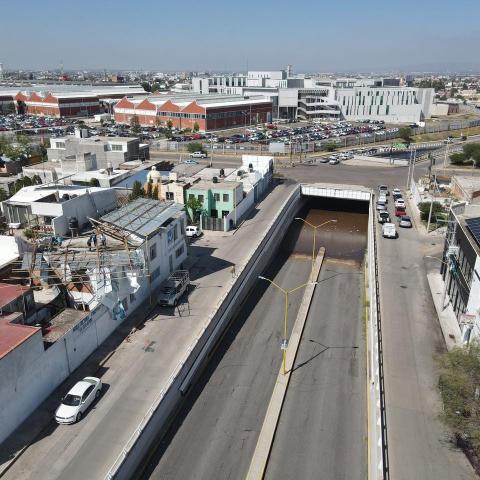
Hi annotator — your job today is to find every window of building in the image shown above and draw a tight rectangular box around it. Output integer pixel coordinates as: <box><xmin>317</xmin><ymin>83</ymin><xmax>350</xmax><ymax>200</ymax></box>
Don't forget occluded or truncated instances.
<box><xmin>151</xmin><ymin>267</ymin><xmax>160</xmax><ymax>282</ymax></box>
<box><xmin>176</xmin><ymin>245</ymin><xmax>184</xmax><ymax>258</ymax></box>
<box><xmin>222</xmin><ymin>210</ymin><xmax>229</xmax><ymax>217</ymax></box>
<box><xmin>121</xmin><ymin>297</ymin><xmax>128</xmax><ymax>311</ymax></box>
<box><xmin>150</xmin><ymin>243</ymin><xmax>157</xmax><ymax>260</ymax></box>
<box><xmin>198</xmin><ymin>194</ymin><xmax>204</xmax><ymax>203</ymax></box>
<box><xmin>130</xmin><ymin>293</ymin><xmax>136</xmax><ymax>304</ymax></box>
<box><xmin>189</xmin><ymin>194</ymin><xmax>195</xmax><ymax>200</ymax></box>
<box><xmin>174</xmin><ymin>224</ymin><xmax>178</xmax><ymax>241</ymax></box>
<box><xmin>55</xmin><ymin>141</ymin><xmax>65</xmax><ymax>149</ymax></box>
<box><xmin>180</xmin><ymin>219</ymin><xmax>185</xmax><ymax>235</ymax></box>
<box><xmin>111</xmin><ymin>144</ymin><xmax>123</xmax><ymax>151</ymax></box>
<box><xmin>166</xmin><ymin>192</ymin><xmax>174</xmax><ymax>200</ymax></box>
<box><xmin>223</xmin><ymin>193</ymin><xmax>229</xmax><ymax>202</ymax></box>
<box><xmin>214</xmin><ymin>193</ymin><xmax>220</xmax><ymax>201</ymax></box>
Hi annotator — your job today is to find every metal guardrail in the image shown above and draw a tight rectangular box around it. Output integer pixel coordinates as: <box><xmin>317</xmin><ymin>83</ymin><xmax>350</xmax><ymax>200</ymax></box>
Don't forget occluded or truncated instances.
<box><xmin>104</xmin><ymin>184</ymin><xmax>302</xmax><ymax>479</ymax></box>
<box><xmin>367</xmin><ymin>196</ymin><xmax>389</xmax><ymax>480</ymax></box>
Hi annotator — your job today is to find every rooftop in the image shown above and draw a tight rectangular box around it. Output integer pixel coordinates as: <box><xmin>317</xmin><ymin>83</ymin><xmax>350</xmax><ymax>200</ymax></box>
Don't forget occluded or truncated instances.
<box><xmin>0</xmin><ymin>314</ymin><xmax>40</xmax><ymax>360</ymax></box>
<box><xmin>42</xmin><ymin>308</ymin><xmax>89</xmax><ymax>344</ymax></box>
<box><xmin>0</xmin><ymin>282</ymin><xmax>30</xmax><ymax>308</ymax></box>
<box><xmin>6</xmin><ymin>184</ymin><xmax>110</xmax><ymax>204</ymax></box>
<box><xmin>189</xmin><ymin>180</ymin><xmax>242</xmax><ymax>191</ymax></box>
<box><xmin>100</xmin><ymin>198</ymin><xmax>184</xmax><ymax>240</ymax></box>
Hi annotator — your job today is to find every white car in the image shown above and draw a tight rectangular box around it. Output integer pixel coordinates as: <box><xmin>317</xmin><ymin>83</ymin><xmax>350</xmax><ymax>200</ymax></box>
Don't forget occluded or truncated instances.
<box><xmin>395</xmin><ymin>198</ymin><xmax>406</xmax><ymax>208</ymax></box>
<box><xmin>382</xmin><ymin>223</ymin><xmax>397</xmax><ymax>239</ymax></box>
<box><xmin>190</xmin><ymin>151</ymin><xmax>207</xmax><ymax>158</ymax></box>
<box><xmin>185</xmin><ymin>225</ymin><xmax>201</xmax><ymax>237</ymax></box>
<box><xmin>55</xmin><ymin>377</ymin><xmax>102</xmax><ymax>424</ymax></box>
<box><xmin>184</xmin><ymin>159</ymin><xmax>198</xmax><ymax>165</ymax></box>
<box><xmin>392</xmin><ymin>188</ymin><xmax>401</xmax><ymax>196</ymax></box>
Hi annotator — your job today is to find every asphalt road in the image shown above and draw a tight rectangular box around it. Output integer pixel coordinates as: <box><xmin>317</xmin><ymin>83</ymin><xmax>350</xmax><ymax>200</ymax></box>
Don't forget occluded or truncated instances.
<box><xmin>377</xmin><ymin>195</ymin><xmax>474</xmax><ymax>479</ymax></box>
<box><xmin>265</xmin><ymin>257</ymin><xmax>367</xmax><ymax>480</ymax></box>
<box><xmin>142</xmin><ymin>239</ymin><xmax>313</xmax><ymax>480</ymax></box>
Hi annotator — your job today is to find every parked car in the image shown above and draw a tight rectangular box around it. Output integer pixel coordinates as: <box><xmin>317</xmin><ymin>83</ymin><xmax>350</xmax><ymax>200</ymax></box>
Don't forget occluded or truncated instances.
<box><xmin>329</xmin><ymin>158</ymin><xmax>340</xmax><ymax>165</ymax></box>
<box><xmin>55</xmin><ymin>377</ymin><xmax>102</xmax><ymax>424</ymax></box>
<box><xmin>319</xmin><ymin>157</ymin><xmax>330</xmax><ymax>163</ymax></box>
<box><xmin>186</xmin><ymin>225</ymin><xmax>201</xmax><ymax>237</ymax></box>
<box><xmin>377</xmin><ymin>203</ymin><xmax>387</xmax><ymax>212</ymax></box>
<box><xmin>157</xmin><ymin>270</ymin><xmax>190</xmax><ymax>307</ymax></box>
<box><xmin>395</xmin><ymin>205</ymin><xmax>407</xmax><ymax>217</ymax></box>
<box><xmin>398</xmin><ymin>215</ymin><xmax>413</xmax><ymax>228</ymax></box>
<box><xmin>382</xmin><ymin>223</ymin><xmax>397</xmax><ymax>239</ymax></box>
<box><xmin>379</xmin><ymin>185</ymin><xmax>389</xmax><ymax>196</ymax></box>
<box><xmin>395</xmin><ymin>198</ymin><xmax>405</xmax><ymax>208</ymax></box>
<box><xmin>377</xmin><ymin>211</ymin><xmax>391</xmax><ymax>224</ymax></box>
<box><xmin>184</xmin><ymin>159</ymin><xmax>199</xmax><ymax>165</ymax></box>
<box><xmin>392</xmin><ymin>188</ymin><xmax>401</xmax><ymax>196</ymax></box>
<box><xmin>190</xmin><ymin>151</ymin><xmax>207</xmax><ymax>158</ymax></box>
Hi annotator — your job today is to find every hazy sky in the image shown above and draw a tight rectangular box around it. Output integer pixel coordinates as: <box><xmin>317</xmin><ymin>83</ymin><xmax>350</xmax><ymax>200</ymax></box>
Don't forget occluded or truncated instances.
<box><xmin>1</xmin><ymin>0</ymin><xmax>479</xmax><ymax>72</ymax></box>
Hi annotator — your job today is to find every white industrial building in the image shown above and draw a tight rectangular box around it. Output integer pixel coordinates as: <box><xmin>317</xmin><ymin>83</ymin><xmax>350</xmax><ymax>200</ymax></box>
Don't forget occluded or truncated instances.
<box><xmin>2</xmin><ymin>184</ymin><xmax>118</xmax><ymax>235</ymax></box>
<box><xmin>192</xmin><ymin>69</ymin><xmax>434</xmax><ymax>124</ymax></box>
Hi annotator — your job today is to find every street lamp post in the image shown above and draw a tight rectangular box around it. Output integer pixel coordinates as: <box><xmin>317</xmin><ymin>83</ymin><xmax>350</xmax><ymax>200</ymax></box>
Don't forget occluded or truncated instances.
<box><xmin>295</xmin><ymin>218</ymin><xmax>337</xmax><ymax>280</ymax></box>
<box><xmin>258</xmin><ymin>276</ymin><xmax>316</xmax><ymax>375</ymax></box>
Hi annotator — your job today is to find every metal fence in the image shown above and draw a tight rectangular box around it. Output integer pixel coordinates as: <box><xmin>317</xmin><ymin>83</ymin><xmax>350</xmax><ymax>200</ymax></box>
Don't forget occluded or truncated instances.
<box><xmin>150</xmin><ymin>117</ymin><xmax>480</xmax><ymax>157</ymax></box>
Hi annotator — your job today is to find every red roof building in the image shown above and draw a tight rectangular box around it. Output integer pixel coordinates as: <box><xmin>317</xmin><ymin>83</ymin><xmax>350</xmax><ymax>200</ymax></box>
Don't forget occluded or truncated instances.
<box><xmin>114</xmin><ymin>93</ymin><xmax>272</xmax><ymax>132</ymax></box>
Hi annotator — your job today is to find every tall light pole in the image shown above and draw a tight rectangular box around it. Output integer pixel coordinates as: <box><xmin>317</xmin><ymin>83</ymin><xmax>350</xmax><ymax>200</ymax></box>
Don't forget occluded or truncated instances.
<box><xmin>258</xmin><ymin>276</ymin><xmax>317</xmax><ymax>375</ymax></box>
<box><xmin>295</xmin><ymin>218</ymin><xmax>337</xmax><ymax>280</ymax></box>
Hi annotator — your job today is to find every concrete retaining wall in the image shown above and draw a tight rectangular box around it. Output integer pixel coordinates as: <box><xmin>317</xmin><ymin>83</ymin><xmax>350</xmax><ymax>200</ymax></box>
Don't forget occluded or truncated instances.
<box><xmin>106</xmin><ymin>185</ymin><xmax>305</xmax><ymax>480</ymax></box>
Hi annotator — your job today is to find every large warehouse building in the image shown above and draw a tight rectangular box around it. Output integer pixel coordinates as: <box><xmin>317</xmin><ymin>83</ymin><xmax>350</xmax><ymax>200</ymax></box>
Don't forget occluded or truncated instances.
<box><xmin>0</xmin><ymin>85</ymin><xmax>146</xmax><ymax>117</ymax></box>
<box><xmin>15</xmin><ymin>86</ymin><xmax>146</xmax><ymax>117</ymax></box>
<box><xmin>113</xmin><ymin>93</ymin><xmax>273</xmax><ymax>131</ymax></box>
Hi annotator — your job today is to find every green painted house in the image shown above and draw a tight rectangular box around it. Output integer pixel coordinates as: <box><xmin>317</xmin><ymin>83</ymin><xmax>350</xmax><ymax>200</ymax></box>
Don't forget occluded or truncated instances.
<box><xmin>186</xmin><ymin>180</ymin><xmax>243</xmax><ymax>219</ymax></box>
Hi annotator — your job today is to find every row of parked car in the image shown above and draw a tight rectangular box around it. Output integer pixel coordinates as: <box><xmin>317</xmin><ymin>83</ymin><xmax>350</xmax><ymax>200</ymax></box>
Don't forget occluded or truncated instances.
<box><xmin>377</xmin><ymin>186</ymin><xmax>412</xmax><ymax>239</ymax></box>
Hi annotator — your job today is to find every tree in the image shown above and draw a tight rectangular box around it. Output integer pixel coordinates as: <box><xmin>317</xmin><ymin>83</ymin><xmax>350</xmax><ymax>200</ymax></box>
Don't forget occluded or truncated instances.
<box><xmin>152</xmin><ymin>185</ymin><xmax>159</xmax><ymax>200</ymax></box>
<box><xmin>462</xmin><ymin>143</ymin><xmax>480</xmax><ymax>168</ymax></box>
<box><xmin>89</xmin><ymin>178</ymin><xmax>100</xmax><ymax>187</ymax></box>
<box><xmin>187</xmin><ymin>142</ymin><xmax>205</xmax><ymax>154</ymax></box>
<box><xmin>129</xmin><ymin>180</ymin><xmax>145</xmax><ymax>200</ymax></box>
<box><xmin>193</xmin><ymin>122</ymin><xmax>200</xmax><ymax>132</ymax></box>
<box><xmin>398</xmin><ymin>127</ymin><xmax>413</xmax><ymax>144</ymax></box>
<box><xmin>141</xmin><ymin>81</ymin><xmax>151</xmax><ymax>92</ymax></box>
<box><xmin>324</xmin><ymin>143</ymin><xmax>337</xmax><ymax>152</ymax></box>
<box><xmin>166</xmin><ymin>119</ymin><xmax>173</xmax><ymax>131</ymax></box>
<box><xmin>450</xmin><ymin>152</ymin><xmax>467</xmax><ymax>165</ymax></box>
<box><xmin>31</xmin><ymin>175</ymin><xmax>42</xmax><ymax>185</ymax></box>
<box><xmin>146</xmin><ymin>179</ymin><xmax>153</xmax><ymax>199</ymax></box>
<box><xmin>185</xmin><ymin>197</ymin><xmax>203</xmax><ymax>222</ymax></box>
<box><xmin>151</xmin><ymin>82</ymin><xmax>161</xmax><ymax>93</ymax></box>
<box><xmin>130</xmin><ymin>114</ymin><xmax>141</xmax><ymax>135</ymax></box>
<box><xmin>22</xmin><ymin>176</ymin><xmax>33</xmax><ymax>187</ymax></box>
<box><xmin>418</xmin><ymin>201</ymin><xmax>446</xmax><ymax>222</ymax></box>
<box><xmin>0</xmin><ymin>188</ymin><xmax>9</xmax><ymax>202</ymax></box>
<box><xmin>438</xmin><ymin>344</ymin><xmax>480</xmax><ymax>456</ymax></box>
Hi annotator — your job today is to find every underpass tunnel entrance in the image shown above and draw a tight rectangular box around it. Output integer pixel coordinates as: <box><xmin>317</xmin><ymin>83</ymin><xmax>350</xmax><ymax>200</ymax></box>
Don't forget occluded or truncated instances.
<box><xmin>289</xmin><ymin>196</ymin><xmax>369</xmax><ymax>263</ymax></box>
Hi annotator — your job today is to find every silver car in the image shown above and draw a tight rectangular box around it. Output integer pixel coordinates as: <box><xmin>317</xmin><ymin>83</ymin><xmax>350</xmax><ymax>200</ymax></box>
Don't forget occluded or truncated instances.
<box><xmin>399</xmin><ymin>215</ymin><xmax>412</xmax><ymax>228</ymax></box>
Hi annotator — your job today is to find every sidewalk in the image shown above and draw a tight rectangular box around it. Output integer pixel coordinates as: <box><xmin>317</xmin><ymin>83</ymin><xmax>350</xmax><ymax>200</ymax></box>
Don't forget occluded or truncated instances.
<box><xmin>426</xmin><ymin>270</ymin><xmax>462</xmax><ymax>351</ymax></box>
<box><xmin>0</xmin><ymin>180</ymin><xmax>296</xmax><ymax>480</ymax></box>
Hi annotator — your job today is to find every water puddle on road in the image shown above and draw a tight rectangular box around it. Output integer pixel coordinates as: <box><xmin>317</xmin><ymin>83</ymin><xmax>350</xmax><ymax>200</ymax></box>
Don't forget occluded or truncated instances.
<box><xmin>283</xmin><ymin>197</ymin><xmax>369</xmax><ymax>264</ymax></box>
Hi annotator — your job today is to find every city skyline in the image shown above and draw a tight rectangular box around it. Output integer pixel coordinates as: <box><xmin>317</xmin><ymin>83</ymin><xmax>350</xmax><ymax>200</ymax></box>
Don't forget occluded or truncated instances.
<box><xmin>1</xmin><ymin>0</ymin><xmax>479</xmax><ymax>73</ymax></box>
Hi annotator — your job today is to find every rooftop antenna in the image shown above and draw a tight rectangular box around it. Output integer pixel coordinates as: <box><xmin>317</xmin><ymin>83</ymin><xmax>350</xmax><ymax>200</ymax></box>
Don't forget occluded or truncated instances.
<box><xmin>60</xmin><ymin>59</ymin><xmax>64</xmax><ymax>79</ymax></box>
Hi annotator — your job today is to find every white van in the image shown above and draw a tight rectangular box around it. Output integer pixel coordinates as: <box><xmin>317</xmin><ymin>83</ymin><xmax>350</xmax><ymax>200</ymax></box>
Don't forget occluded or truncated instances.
<box><xmin>186</xmin><ymin>226</ymin><xmax>201</xmax><ymax>238</ymax></box>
